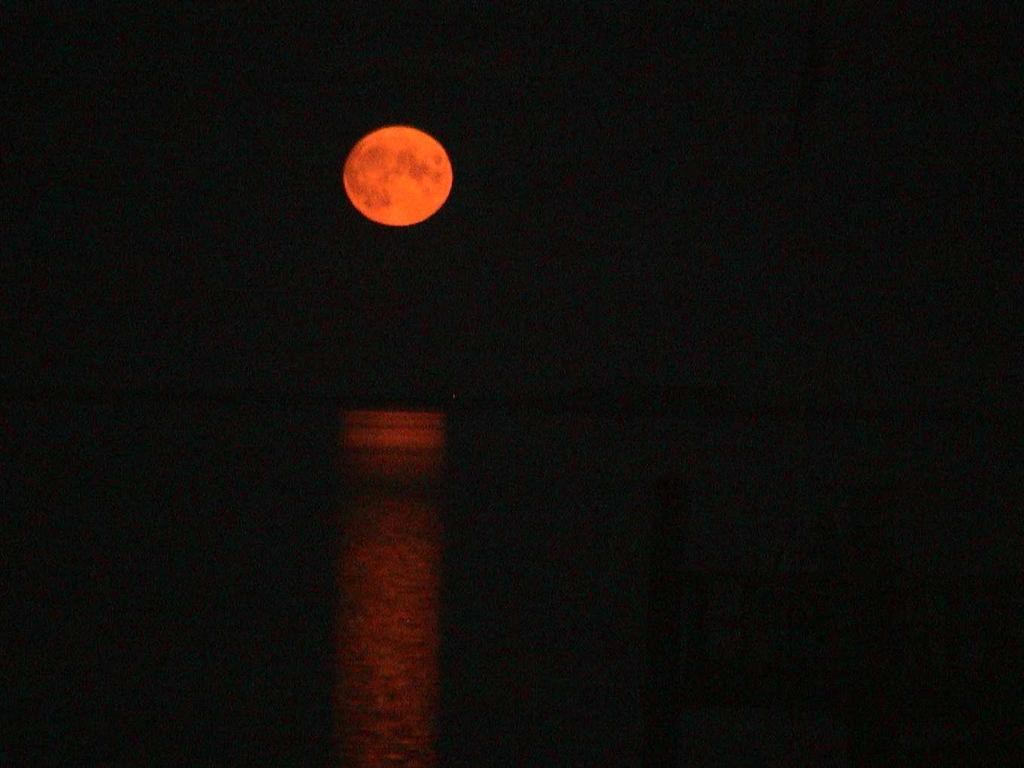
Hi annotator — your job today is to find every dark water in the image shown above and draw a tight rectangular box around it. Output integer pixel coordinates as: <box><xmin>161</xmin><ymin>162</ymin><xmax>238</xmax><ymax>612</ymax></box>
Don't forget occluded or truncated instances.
<box><xmin>8</xmin><ymin>402</ymin><xmax>1018</xmax><ymax>764</ymax></box>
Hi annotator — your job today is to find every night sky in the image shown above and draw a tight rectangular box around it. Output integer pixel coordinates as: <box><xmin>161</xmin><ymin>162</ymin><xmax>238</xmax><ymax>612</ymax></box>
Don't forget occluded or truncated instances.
<box><xmin>7</xmin><ymin>4</ymin><xmax>1019</xmax><ymax>402</ymax></box>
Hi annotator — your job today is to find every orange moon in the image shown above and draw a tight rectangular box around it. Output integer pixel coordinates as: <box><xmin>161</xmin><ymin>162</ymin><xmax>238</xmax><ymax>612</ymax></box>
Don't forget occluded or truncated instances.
<box><xmin>342</xmin><ymin>125</ymin><xmax>453</xmax><ymax>226</ymax></box>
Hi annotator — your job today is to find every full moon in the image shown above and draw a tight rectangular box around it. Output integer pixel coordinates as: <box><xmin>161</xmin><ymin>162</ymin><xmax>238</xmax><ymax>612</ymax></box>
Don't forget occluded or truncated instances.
<box><xmin>342</xmin><ymin>125</ymin><xmax>453</xmax><ymax>226</ymax></box>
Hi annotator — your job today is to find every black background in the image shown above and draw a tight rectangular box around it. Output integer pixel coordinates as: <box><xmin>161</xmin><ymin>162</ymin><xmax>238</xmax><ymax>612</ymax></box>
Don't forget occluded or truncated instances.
<box><xmin>6</xmin><ymin>3</ymin><xmax>1022</xmax><ymax>764</ymax></box>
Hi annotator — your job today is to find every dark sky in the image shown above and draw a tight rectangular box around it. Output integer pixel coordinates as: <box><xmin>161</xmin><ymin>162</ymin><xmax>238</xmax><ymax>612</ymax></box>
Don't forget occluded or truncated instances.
<box><xmin>5</xmin><ymin>3</ymin><xmax>1020</xmax><ymax>401</ymax></box>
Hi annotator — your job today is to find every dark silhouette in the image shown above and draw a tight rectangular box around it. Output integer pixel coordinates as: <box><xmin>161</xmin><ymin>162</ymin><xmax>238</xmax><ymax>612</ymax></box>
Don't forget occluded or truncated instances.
<box><xmin>644</xmin><ymin>406</ymin><xmax>1022</xmax><ymax>765</ymax></box>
